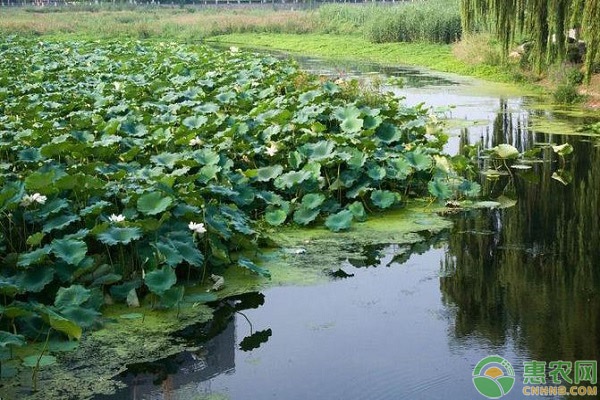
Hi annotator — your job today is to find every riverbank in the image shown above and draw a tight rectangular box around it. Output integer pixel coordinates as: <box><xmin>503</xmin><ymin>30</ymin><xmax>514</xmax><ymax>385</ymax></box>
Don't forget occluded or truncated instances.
<box><xmin>209</xmin><ymin>33</ymin><xmax>600</xmax><ymax>107</ymax></box>
<box><xmin>208</xmin><ymin>33</ymin><xmax>520</xmax><ymax>83</ymax></box>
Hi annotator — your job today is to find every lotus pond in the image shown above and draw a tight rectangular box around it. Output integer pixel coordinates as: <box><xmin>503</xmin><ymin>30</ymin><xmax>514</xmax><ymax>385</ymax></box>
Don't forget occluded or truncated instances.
<box><xmin>1</xmin><ymin>39</ymin><xmax>600</xmax><ymax>399</ymax></box>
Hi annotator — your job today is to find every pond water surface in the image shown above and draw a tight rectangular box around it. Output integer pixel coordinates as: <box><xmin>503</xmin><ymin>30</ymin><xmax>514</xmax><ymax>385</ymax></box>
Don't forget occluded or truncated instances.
<box><xmin>101</xmin><ymin>56</ymin><xmax>600</xmax><ymax>400</ymax></box>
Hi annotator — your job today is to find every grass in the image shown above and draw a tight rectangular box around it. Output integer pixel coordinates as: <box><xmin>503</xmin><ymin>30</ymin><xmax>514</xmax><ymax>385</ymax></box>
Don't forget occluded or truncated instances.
<box><xmin>209</xmin><ymin>32</ymin><xmax>523</xmax><ymax>83</ymax></box>
<box><xmin>0</xmin><ymin>7</ymin><xmax>315</xmax><ymax>40</ymax></box>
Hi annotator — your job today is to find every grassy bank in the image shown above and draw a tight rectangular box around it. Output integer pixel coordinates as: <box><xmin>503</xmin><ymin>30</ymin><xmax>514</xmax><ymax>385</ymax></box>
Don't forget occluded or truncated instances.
<box><xmin>209</xmin><ymin>33</ymin><xmax>522</xmax><ymax>84</ymax></box>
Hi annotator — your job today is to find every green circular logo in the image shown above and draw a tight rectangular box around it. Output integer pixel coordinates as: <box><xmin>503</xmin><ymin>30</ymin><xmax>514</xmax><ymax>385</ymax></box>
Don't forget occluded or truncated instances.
<box><xmin>472</xmin><ymin>355</ymin><xmax>516</xmax><ymax>399</ymax></box>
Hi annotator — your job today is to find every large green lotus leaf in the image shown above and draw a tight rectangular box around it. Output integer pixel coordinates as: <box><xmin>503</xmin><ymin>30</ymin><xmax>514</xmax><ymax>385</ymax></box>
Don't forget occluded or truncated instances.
<box><xmin>35</xmin><ymin>305</ymin><xmax>82</xmax><ymax>340</ymax></box>
<box><xmin>0</xmin><ymin>181</ymin><xmax>24</xmax><ymax>210</ymax></box>
<box><xmin>305</xmin><ymin>140</ymin><xmax>336</xmax><ymax>162</ymax></box>
<box><xmin>346</xmin><ymin>181</ymin><xmax>372</xmax><ymax>199</ymax></box>
<box><xmin>367</xmin><ymin>165</ymin><xmax>387</xmax><ymax>181</ymax></box>
<box><xmin>215</xmin><ymin>91</ymin><xmax>236</xmax><ymax>103</ymax></box>
<box><xmin>23</xmin><ymin>355</ymin><xmax>57</xmax><ymax>368</ymax></box>
<box><xmin>0</xmin><ymin>331</ymin><xmax>26</xmax><ymax>348</ymax></box>
<box><xmin>274</xmin><ymin>170</ymin><xmax>312</xmax><ymax>189</ymax></box>
<box><xmin>428</xmin><ymin>179</ymin><xmax>452</xmax><ymax>200</ymax></box>
<box><xmin>205</xmin><ymin>208</ymin><xmax>233</xmax><ymax>239</ymax></box>
<box><xmin>109</xmin><ymin>280</ymin><xmax>141</xmax><ymax>302</ymax></box>
<box><xmin>371</xmin><ymin>190</ymin><xmax>397</xmax><ymax>209</ymax></box>
<box><xmin>288</xmin><ymin>151</ymin><xmax>304</xmax><ymax>169</ymax></box>
<box><xmin>404</xmin><ymin>150</ymin><xmax>433</xmax><ymax>171</ymax></box>
<box><xmin>208</xmin><ymin>235</ymin><xmax>230</xmax><ymax>263</ymax></box>
<box><xmin>153</xmin><ymin>241</ymin><xmax>184</xmax><ymax>266</ymax></box>
<box><xmin>301</xmin><ymin>193</ymin><xmax>326</xmax><ymax>209</ymax></box>
<box><xmin>293</xmin><ymin>206</ymin><xmax>320</xmax><ymax>225</ymax></box>
<box><xmin>54</xmin><ymin>284</ymin><xmax>91</xmax><ymax>309</ymax></box>
<box><xmin>182</xmin><ymin>115</ymin><xmax>208</xmax><ymax>129</ymax></box>
<box><xmin>348</xmin><ymin>201</ymin><xmax>367</xmax><ymax>222</ymax></box>
<box><xmin>255</xmin><ymin>165</ymin><xmax>284</xmax><ymax>182</ymax></box>
<box><xmin>36</xmin><ymin>198</ymin><xmax>69</xmax><ymax>219</ymax></box>
<box><xmin>346</xmin><ymin>149</ymin><xmax>367</xmax><ymax>170</ymax></box>
<box><xmin>60</xmin><ymin>306</ymin><xmax>101</xmax><ymax>329</ymax></box>
<box><xmin>51</xmin><ymin>238</ymin><xmax>87</xmax><ymax>266</ymax></box>
<box><xmin>322</xmin><ymin>81</ymin><xmax>340</xmax><ymax>94</ymax></box>
<box><xmin>376</xmin><ymin>122</ymin><xmax>401</xmax><ymax>143</ymax></box>
<box><xmin>195</xmin><ymin>102</ymin><xmax>219</xmax><ymax>114</ymax></box>
<box><xmin>160</xmin><ymin>285</ymin><xmax>185</xmax><ymax>308</ymax></box>
<box><xmin>97</xmin><ymin>227</ymin><xmax>142</xmax><ymax>245</ymax></box>
<box><xmin>79</xmin><ymin>200</ymin><xmax>111</xmax><ymax>216</ymax></box>
<box><xmin>18</xmin><ymin>148</ymin><xmax>43</xmax><ymax>163</ymax></box>
<box><xmin>121</xmin><ymin>121</ymin><xmax>147</xmax><ymax>137</ymax></box>
<box><xmin>145</xmin><ymin>267</ymin><xmax>177</xmax><ymax>296</ymax></box>
<box><xmin>137</xmin><ymin>192</ymin><xmax>173</xmax><ymax>215</ymax></box>
<box><xmin>238</xmin><ymin>257</ymin><xmax>271</xmax><ymax>279</ymax></box>
<box><xmin>25</xmin><ymin>170</ymin><xmax>55</xmax><ymax>191</ymax></box>
<box><xmin>257</xmin><ymin>191</ymin><xmax>285</xmax><ymax>206</ymax></box>
<box><xmin>43</xmin><ymin>214</ymin><xmax>80</xmax><ymax>233</ymax></box>
<box><xmin>388</xmin><ymin>158</ymin><xmax>412</xmax><ymax>180</ymax></box>
<box><xmin>193</xmin><ymin>148</ymin><xmax>220</xmax><ymax>165</ymax></box>
<box><xmin>325</xmin><ymin>209</ymin><xmax>353</xmax><ymax>232</ymax></box>
<box><xmin>0</xmin><ymin>282</ymin><xmax>20</xmax><ymax>297</ymax></box>
<box><xmin>17</xmin><ymin>245</ymin><xmax>52</xmax><ymax>267</ymax></box>
<box><xmin>173</xmin><ymin>240</ymin><xmax>204</xmax><ymax>267</ymax></box>
<box><xmin>340</xmin><ymin>117</ymin><xmax>363</xmax><ymax>134</ymax></box>
<box><xmin>151</xmin><ymin>152</ymin><xmax>181</xmax><ymax>169</ymax></box>
<box><xmin>265</xmin><ymin>209</ymin><xmax>287</xmax><ymax>226</ymax></box>
<box><xmin>91</xmin><ymin>273</ymin><xmax>122</xmax><ymax>286</ymax></box>
<box><xmin>493</xmin><ymin>144</ymin><xmax>520</xmax><ymax>159</ymax></box>
<box><xmin>220</xmin><ymin>205</ymin><xmax>255</xmax><ymax>235</ymax></box>
<box><xmin>15</xmin><ymin>267</ymin><xmax>55</xmax><ymax>293</ymax></box>
<box><xmin>459</xmin><ymin>180</ymin><xmax>481</xmax><ymax>198</ymax></box>
<box><xmin>334</xmin><ymin>105</ymin><xmax>361</xmax><ymax>121</ymax></box>
<box><xmin>298</xmin><ymin>89</ymin><xmax>320</xmax><ymax>104</ymax></box>
<box><xmin>183</xmin><ymin>292</ymin><xmax>218</xmax><ymax>303</ymax></box>
<box><xmin>363</xmin><ymin>115</ymin><xmax>383</xmax><ymax>130</ymax></box>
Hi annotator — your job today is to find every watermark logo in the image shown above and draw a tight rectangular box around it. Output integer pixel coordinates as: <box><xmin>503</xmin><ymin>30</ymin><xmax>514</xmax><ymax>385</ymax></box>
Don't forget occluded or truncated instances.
<box><xmin>472</xmin><ymin>355</ymin><xmax>516</xmax><ymax>399</ymax></box>
<box><xmin>473</xmin><ymin>356</ymin><xmax>598</xmax><ymax>398</ymax></box>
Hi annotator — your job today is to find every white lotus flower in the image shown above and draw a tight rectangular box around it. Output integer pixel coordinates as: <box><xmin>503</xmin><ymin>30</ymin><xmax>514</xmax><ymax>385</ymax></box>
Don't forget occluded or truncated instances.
<box><xmin>188</xmin><ymin>222</ymin><xmax>207</xmax><ymax>234</ymax></box>
<box><xmin>21</xmin><ymin>193</ymin><xmax>47</xmax><ymax>207</ymax></box>
<box><xmin>266</xmin><ymin>142</ymin><xmax>278</xmax><ymax>157</ymax></box>
<box><xmin>189</xmin><ymin>137</ymin><xmax>203</xmax><ymax>146</ymax></box>
<box><xmin>109</xmin><ymin>214</ymin><xmax>126</xmax><ymax>223</ymax></box>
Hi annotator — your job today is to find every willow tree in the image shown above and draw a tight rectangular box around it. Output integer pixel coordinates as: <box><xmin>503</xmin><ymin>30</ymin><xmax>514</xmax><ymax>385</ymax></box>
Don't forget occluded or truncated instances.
<box><xmin>460</xmin><ymin>0</ymin><xmax>600</xmax><ymax>82</ymax></box>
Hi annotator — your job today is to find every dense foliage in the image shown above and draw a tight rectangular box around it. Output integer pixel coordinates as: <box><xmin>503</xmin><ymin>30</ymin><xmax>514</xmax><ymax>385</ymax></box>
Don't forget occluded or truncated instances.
<box><xmin>460</xmin><ymin>0</ymin><xmax>600</xmax><ymax>81</ymax></box>
<box><xmin>0</xmin><ymin>39</ymin><xmax>478</xmax><ymax>346</ymax></box>
<box><xmin>318</xmin><ymin>1</ymin><xmax>462</xmax><ymax>44</ymax></box>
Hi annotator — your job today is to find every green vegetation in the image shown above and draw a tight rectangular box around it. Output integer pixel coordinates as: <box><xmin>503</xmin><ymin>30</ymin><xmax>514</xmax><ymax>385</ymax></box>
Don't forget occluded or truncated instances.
<box><xmin>460</xmin><ymin>0</ymin><xmax>600</xmax><ymax>82</ymax></box>
<box><xmin>211</xmin><ymin>33</ymin><xmax>524</xmax><ymax>83</ymax></box>
<box><xmin>0</xmin><ymin>1</ymin><xmax>461</xmax><ymax>45</ymax></box>
<box><xmin>0</xmin><ymin>38</ymin><xmax>478</xmax><ymax>359</ymax></box>
<box><xmin>0</xmin><ymin>7</ymin><xmax>316</xmax><ymax>39</ymax></box>
<box><xmin>318</xmin><ymin>1</ymin><xmax>461</xmax><ymax>44</ymax></box>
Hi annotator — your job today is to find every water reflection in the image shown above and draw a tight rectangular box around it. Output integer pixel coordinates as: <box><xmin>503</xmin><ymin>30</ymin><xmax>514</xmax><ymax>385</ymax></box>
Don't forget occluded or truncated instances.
<box><xmin>441</xmin><ymin>108</ymin><xmax>600</xmax><ymax>392</ymax></box>
<box><xmin>99</xmin><ymin>292</ymin><xmax>270</xmax><ymax>400</ymax></box>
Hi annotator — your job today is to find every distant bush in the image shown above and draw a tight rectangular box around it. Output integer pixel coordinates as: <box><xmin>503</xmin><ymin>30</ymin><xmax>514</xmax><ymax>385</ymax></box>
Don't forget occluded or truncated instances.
<box><xmin>553</xmin><ymin>83</ymin><xmax>581</xmax><ymax>104</ymax></box>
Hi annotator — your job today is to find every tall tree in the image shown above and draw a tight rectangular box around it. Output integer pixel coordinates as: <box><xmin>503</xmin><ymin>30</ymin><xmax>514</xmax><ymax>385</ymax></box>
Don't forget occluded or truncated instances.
<box><xmin>460</xmin><ymin>0</ymin><xmax>600</xmax><ymax>82</ymax></box>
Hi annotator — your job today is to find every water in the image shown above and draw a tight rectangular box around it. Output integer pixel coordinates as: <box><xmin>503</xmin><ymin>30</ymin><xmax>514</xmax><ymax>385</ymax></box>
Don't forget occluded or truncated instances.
<box><xmin>101</xmin><ymin>57</ymin><xmax>600</xmax><ymax>400</ymax></box>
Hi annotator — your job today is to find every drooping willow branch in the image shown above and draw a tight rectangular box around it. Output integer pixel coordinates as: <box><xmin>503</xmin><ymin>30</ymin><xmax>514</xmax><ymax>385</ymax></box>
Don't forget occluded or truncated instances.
<box><xmin>460</xmin><ymin>0</ymin><xmax>600</xmax><ymax>82</ymax></box>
